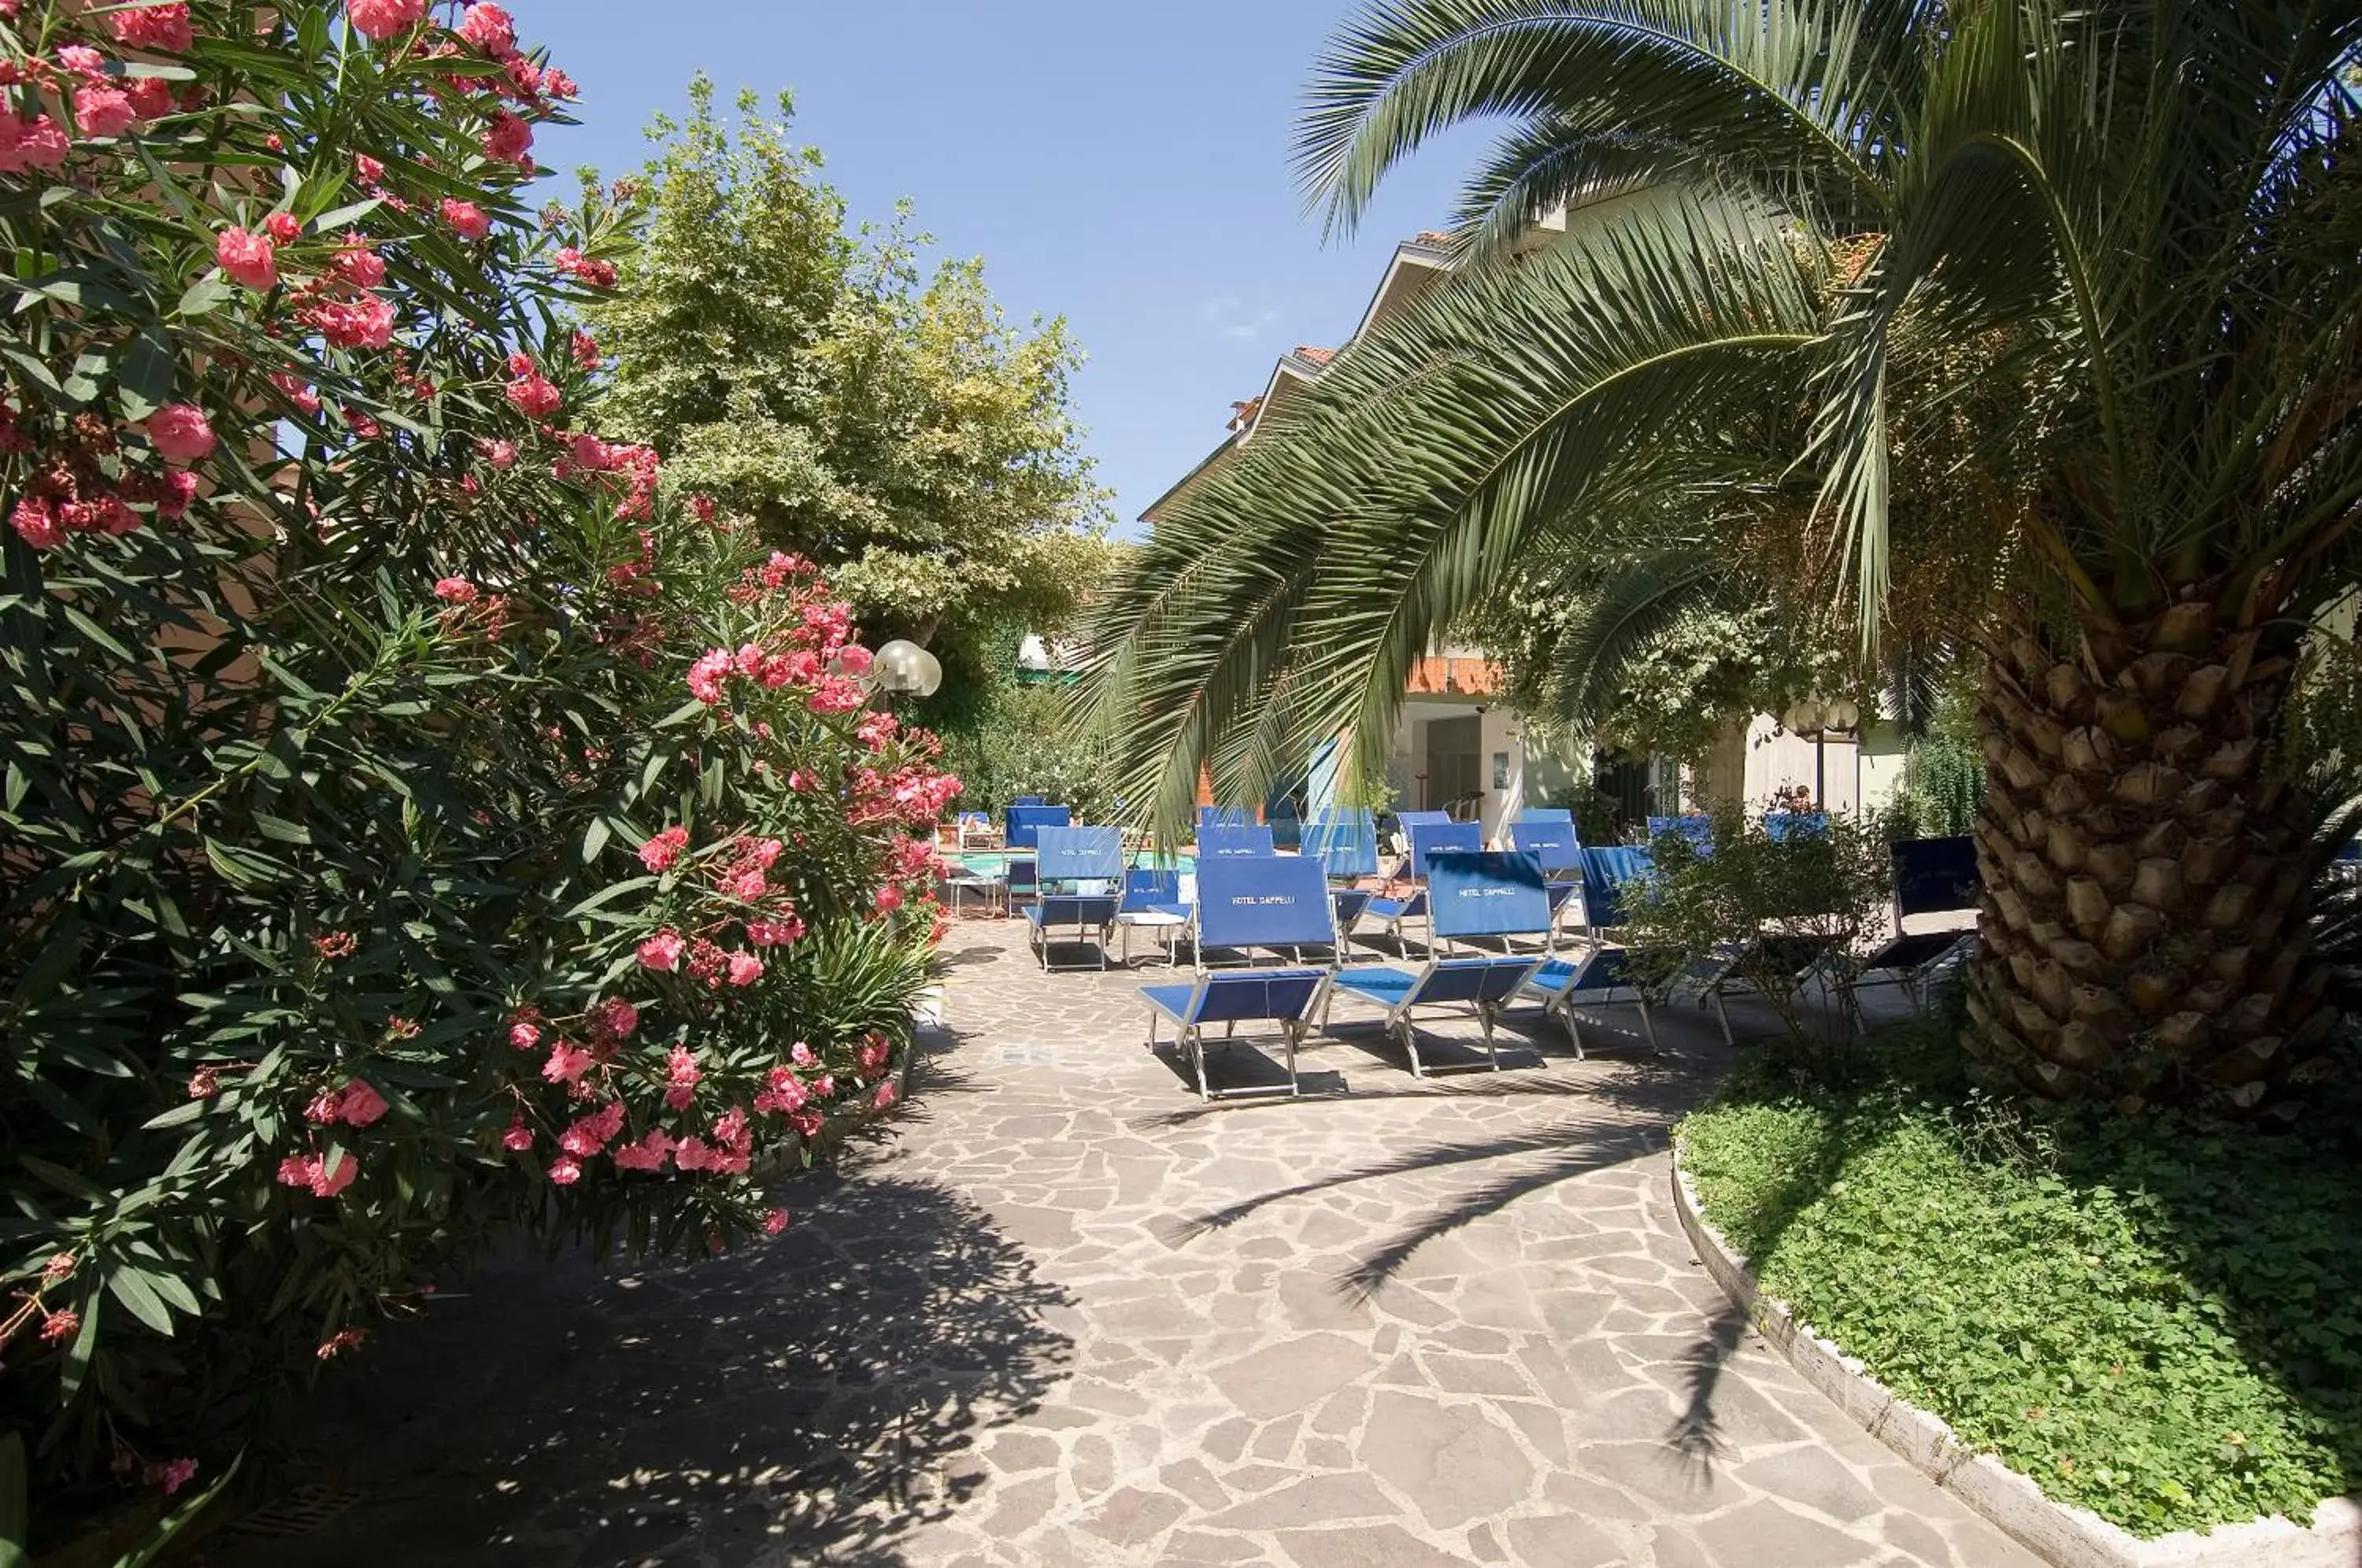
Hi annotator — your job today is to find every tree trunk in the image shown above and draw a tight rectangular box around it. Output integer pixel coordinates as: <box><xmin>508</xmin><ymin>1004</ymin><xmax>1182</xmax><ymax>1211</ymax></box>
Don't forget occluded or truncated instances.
<box><xmin>1963</xmin><ymin>601</ymin><xmax>2338</xmax><ymax>1115</ymax></box>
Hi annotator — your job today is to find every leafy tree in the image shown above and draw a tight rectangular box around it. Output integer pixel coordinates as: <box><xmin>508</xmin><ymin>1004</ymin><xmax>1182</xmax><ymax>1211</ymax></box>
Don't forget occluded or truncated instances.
<box><xmin>1083</xmin><ymin>1</ymin><xmax>2362</xmax><ymax>1115</ymax></box>
<box><xmin>587</xmin><ymin>78</ymin><xmax>1112</xmax><ymax>666</ymax></box>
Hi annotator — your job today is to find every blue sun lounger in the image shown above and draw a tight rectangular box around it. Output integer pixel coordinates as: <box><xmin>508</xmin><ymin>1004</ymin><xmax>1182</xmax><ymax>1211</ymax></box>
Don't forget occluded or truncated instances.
<box><xmin>1005</xmin><ymin>803</ymin><xmax>1071</xmax><ymax>851</ymax></box>
<box><xmin>1025</xmin><ymin>826</ymin><xmax>1124</xmax><ymax>971</ymax></box>
<box><xmin>1302</xmin><ymin>808</ymin><xmax>1380</xmax><ymax>942</ymax></box>
<box><xmin>1327</xmin><ymin>849</ymin><xmax>1553</xmax><ymax>1077</ymax></box>
<box><xmin>1142</xmin><ymin>854</ymin><xmax>1340</xmax><ymax>1100</ymax></box>
<box><xmin>1507</xmin><ymin>813</ymin><xmax>1583</xmax><ymax>945</ymax></box>
<box><xmin>1851</xmin><ymin>834</ymin><xmax>1980</xmax><ymax>1008</ymax></box>
<box><xmin>1363</xmin><ymin>819</ymin><xmax>1482</xmax><ymax>952</ymax></box>
<box><xmin>1508</xmin><ymin>845</ymin><xmax>1662</xmax><ymax>1057</ymax></box>
<box><xmin>1199</xmin><ymin>821</ymin><xmax>1278</xmax><ymax>859</ymax></box>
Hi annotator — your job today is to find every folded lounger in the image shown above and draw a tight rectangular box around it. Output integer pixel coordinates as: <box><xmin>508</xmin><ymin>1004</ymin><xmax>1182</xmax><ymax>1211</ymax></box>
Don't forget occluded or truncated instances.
<box><xmin>1024</xmin><ymin>826</ymin><xmax>1124</xmax><ymax>971</ymax></box>
<box><xmin>1328</xmin><ymin>849</ymin><xmax>1552</xmax><ymax>1078</ymax></box>
<box><xmin>1142</xmin><ymin>854</ymin><xmax>1341</xmax><ymax>1101</ymax></box>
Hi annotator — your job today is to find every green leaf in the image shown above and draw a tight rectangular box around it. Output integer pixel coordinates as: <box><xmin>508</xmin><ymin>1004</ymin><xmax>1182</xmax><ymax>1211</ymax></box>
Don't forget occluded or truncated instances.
<box><xmin>114</xmin><ymin>330</ymin><xmax>177</xmax><ymax>420</ymax></box>
<box><xmin>106</xmin><ymin>1265</ymin><xmax>178</xmax><ymax>1337</ymax></box>
<box><xmin>173</xmin><ymin>274</ymin><xmax>234</xmax><ymax>320</ymax></box>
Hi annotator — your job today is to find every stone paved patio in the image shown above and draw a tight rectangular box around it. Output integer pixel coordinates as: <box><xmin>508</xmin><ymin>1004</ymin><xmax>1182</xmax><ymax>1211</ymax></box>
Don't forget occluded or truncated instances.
<box><xmin>194</xmin><ymin>915</ymin><xmax>2037</xmax><ymax>1568</ymax></box>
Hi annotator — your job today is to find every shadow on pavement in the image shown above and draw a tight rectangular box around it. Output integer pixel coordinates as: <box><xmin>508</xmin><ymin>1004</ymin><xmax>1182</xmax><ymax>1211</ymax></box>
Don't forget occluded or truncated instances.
<box><xmin>187</xmin><ymin>1171</ymin><xmax>1075</xmax><ymax>1568</ymax></box>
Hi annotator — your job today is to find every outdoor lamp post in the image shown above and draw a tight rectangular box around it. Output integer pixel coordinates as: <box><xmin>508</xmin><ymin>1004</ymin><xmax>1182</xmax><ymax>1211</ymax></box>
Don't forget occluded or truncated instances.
<box><xmin>1781</xmin><ymin>697</ymin><xmax>1862</xmax><ymax>808</ymax></box>
<box><xmin>870</xmin><ymin>638</ymin><xmax>943</xmax><ymax>702</ymax></box>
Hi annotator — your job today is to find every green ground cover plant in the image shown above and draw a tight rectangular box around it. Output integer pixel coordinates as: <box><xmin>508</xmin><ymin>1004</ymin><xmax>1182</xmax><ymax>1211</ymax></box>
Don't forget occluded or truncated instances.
<box><xmin>1679</xmin><ymin>1023</ymin><xmax>2362</xmax><ymax>1537</ymax></box>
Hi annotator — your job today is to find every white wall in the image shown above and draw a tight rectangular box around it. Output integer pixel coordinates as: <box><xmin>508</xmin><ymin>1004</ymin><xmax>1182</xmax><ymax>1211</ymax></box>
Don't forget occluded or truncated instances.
<box><xmin>1742</xmin><ymin>716</ymin><xmax>1860</xmax><ymax>814</ymax></box>
<box><xmin>1479</xmin><ymin>707</ymin><xmax>1525</xmax><ymax>838</ymax></box>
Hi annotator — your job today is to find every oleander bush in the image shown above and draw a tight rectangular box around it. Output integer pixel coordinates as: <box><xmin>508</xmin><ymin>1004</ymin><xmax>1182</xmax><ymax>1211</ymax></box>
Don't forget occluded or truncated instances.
<box><xmin>0</xmin><ymin>1</ymin><xmax>947</xmax><ymax>1541</ymax></box>
<box><xmin>1680</xmin><ymin>1023</ymin><xmax>2362</xmax><ymax>1537</ymax></box>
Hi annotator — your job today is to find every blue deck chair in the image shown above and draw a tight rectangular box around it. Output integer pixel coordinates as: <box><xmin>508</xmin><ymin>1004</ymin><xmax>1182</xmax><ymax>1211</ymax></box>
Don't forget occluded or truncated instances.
<box><xmin>1005</xmin><ymin>804</ymin><xmax>1071</xmax><ymax>852</ymax></box>
<box><xmin>1327</xmin><ymin>850</ymin><xmax>1552</xmax><ymax>1077</ymax></box>
<box><xmin>1764</xmin><ymin>810</ymin><xmax>1831</xmax><ymax>842</ymax></box>
<box><xmin>1199</xmin><ymin>821</ymin><xmax>1277</xmax><ymax>859</ymax></box>
<box><xmin>1364</xmin><ymin>819</ymin><xmax>1482</xmax><ymax>950</ymax></box>
<box><xmin>1142</xmin><ymin>855</ymin><xmax>1340</xmax><ymax>1100</ymax></box>
<box><xmin>1303</xmin><ymin>808</ymin><xmax>1380</xmax><ymax>945</ymax></box>
<box><xmin>1852</xmin><ymin>836</ymin><xmax>1982</xmax><ymax>1008</ymax></box>
<box><xmin>1520</xmin><ymin>946</ymin><xmax>1659</xmax><ymax>1059</ymax></box>
<box><xmin>1507</xmin><ymin>815</ymin><xmax>1584</xmax><ymax>945</ymax></box>
<box><xmin>1012</xmin><ymin>794</ymin><xmax>1046</xmax><ymax>808</ymax></box>
<box><xmin>1387</xmin><ymin>809</ymin><xmax>1452</xmax><ymax>863</ymax></box>
<box><xmin>1025</xmin><ymin>827</ymin><xmax>1124</xmax><ymax>971</ymax></box>
<box><xmin>1647</xmin><ymin>815</ymin><xmax>1715</xmax><ymax>854</ymax></box>
<box><xmin>1109</xmin><ymin>866</ymin><xmax>1190</xmax><ymax>965</ymax></box>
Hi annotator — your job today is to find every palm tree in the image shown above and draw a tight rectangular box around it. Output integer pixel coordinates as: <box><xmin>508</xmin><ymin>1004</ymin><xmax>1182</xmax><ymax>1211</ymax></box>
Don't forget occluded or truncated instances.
<box><xmin>1081</xmin><ymin>1</ymin><xmax>2362</xmax><ymax>1113</ymax></box>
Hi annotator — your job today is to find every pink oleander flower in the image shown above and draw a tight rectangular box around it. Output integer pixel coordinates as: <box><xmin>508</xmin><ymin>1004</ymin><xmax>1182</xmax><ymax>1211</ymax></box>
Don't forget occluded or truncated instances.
<box><xmin>75</xmin><ymin>87</ymin><xmax>139</xmax><ymax>139</ymax></box>
<box><xmin>836</xmin><ymin>644</ymin><xmax>874</xmax><ymax>678</ymax></box>
<box><xmin>543</xmin><ymin>66</ymin><xmax>579</xmax><ymax>99</ymax></box>
<box><xmin>217</xmin><ymin>225</ymin><xmax>279</xmax><ymax>289</ymax></box>
<box><xmin>546</xmin><ymin>1155</ymin><xmax>581</xmax><ymax>1186</ymax></box>
<box><xmin>672</xmin><ymin>1134</ymin><xmax>713</xmax><ymax>1172</ymax></box>
<box><xmin>334</xmin><ymin>238</ymin><xmax>387</xmax><ymax>288</ymax></box>
<box><xmin>807</xmin><ymin>674</ymin><xmax>866</xmax><ymax>715</ymax></box>
<box><xmin>338</xmin><ymin>1079</ymin><xmax>389</xmax><ymax>1127</ymax></box>
<box><xmin>874</xmin><ymin>885</ymin><xmax>905</xmax><ymax>914</ymax></box>
<box><xmin>145</xmin><ymin>403</ymin><xmax>216</xmax><ymax>464</ymax></box>
<box><xmin>312</xmin><ymin>294</ymin><xmax>395</xmax><ymax>349</ymax></box>
<box><xmin>748</xmin><ymin>838</ymin><xmax>783</xmax><ymax>870</ymax></box>
<box><xmin>587</xmin><ymin>997</ymin><xmax>639</xmax><ymax>1043</ymax></box>
<box><xmin>440</xmin><ymin>197</ymin><xmax>491</xmax><ymax>240</ymax></box>
<box><xmin>508</xmin><ymin>1019</ymin><xmax>542</xmax><ymax>1051</ymax></box>
<box><xmin>612</xmin><ymin>1129</ymin><xmax>672</xmax><ymax>1172</ymax></box>
<box><xmin>39</xmin><ymin>1309</ymin><xmax>80</xmax><ymax>1344</ymax></box>
<box><xmin>501</xmin><ymin>1118</ymin><xmax>533</xmax><ymax>1151</ymax></box>
<box><xmin>638</xmin><ymin>930</ymin><xmax>685</xmax><ymax>971</ymax></box>
<box><xmin>483</xmin><ymin>109</ymin><xmax>532</xmax><ymax>166</ymax></box>
<box><xmin>711</xmin><ymin>1106</ymin><xmax>748</xmax><ymax>1147</ymax></box>
<box><xmin>663</xmin><ymin>1045</ymin><xmax>702</xmax><ymax>1110</ymax></box>
<box><xmin>638</xmin><ymin>825</ymin><xmax>688</xmax><ymax>873</ymax></box>
<box><xmin>724</xmin><ymin>867</ymin><xmax>767</xmax><ymax>902</ymax></box>
<box><xmin>790</xmin><ymin>1041</ymin><xmax>817</xmax><ymax>1067</ymax></box>
<box><xmin>10</xmin><ymin>497</ymin><xmax>61</xmax><ymax>549</ymax></box>
<box><xmin>57</xmin><ymin>45</ymin><xmax>109</xmax><ymax>80</ymax></box>
<box><xmin>187</xmin><ymin>1065</ymin><xmax>219</xmax><ymax>1099</ymax></box>
<box><xmin>42</xmin><ymin>1252</ymin><xmax>75</xmax><ymax>1281</ymax></box>
<box><xmin>874</xmin><ymin>1078</ymin><xmax>900</xmax><ymax>1110</ymax></box>
<box><xmin>0</xmin><ymin>113</ymin><xmax>71</xmax><ymax>175</ymax></box>
<box><xmin>764</xmin><ymin>1207</ymin><xmax>790</xmax><ymax>1237</ymax></box>
<box><xmin>354</xmin><ymin>152</ymin><xmax>386</xmax><ymax>186</ymax></box>
<box><xmin>505</xmin><ymin>371</ymin><xmax>559</xmax><ymax>416</ymax></box>
<box><xmin>541</xmin><ymin>1040</ymin><xmax>591</xmax><ymax>1085</ymax></box>
<box><xmin>746</xmin><ymin>915</ymin><xmax>805</xmax><ymax>947</ymax></box>
<box><xmin>456</xmin><ymin>2</ymin><xmax>516</xmax><ymax>54</ymax></box>
<box><xmin>265</xmin><ymin>211</ymin><xmax>302</xmax><ymax>242</ymax></box>
<box><xmin>124</xmin><ymin>76</ymin><xmax>174</xmax><ymax>122</ymax></box>
<box><xmin>346</xmin><ymin>0</ymin><xmax>428</xmax><ymax>42</ymax></box>
<box><xmin>270</xmin><ymin>372</ymin><xmax>323</xmax><ymax>415</ymax></box>
<box><xmin>572</xmin><ymin>329</ymin><xmax>601</xmax><ymax>371</ymax></box>
<box><xmin>433</xmin><ymin>576</ymin><xmax>479</xmax><ymax>605</ymax></box>
<box><xmin>725</xmin><ymin>951</ymin><xmax>764</xmax><ymax>987</ymax></box>
<box><xmin>482</xmin><ymin>438</ymin><xmax>517</xmax><ymax>469</ymax></box>
<box><xmin>313</xmin><ymin>1150</ymin><xmax>358</xmax><ymax>1197</ymax></box>
<box><xmin>304</xmin><ymin>1087</ymin><xmax>343</xmax><ymax>1125</ymax></box>
<box><xmin>755</xmin><ymin>1067</ymin><xmax>809</xmax><ymax>1115</ymax></box>
<box><xmin>316</xmin><ymin>1329</ymin><xmax>365</xmax><ymax>1361</ymax></box>
<box><xmin>686</xmin><ymin>649</ymin><xmax>732</xmax><ymax>704</ymax></box>
<box><xmin>113</xmin><ymin>4</ymin><xmax>195</xmax><ymax>53</ymax></box>
<box><xmin>559</xmin><ymin>1099</ymin><xmax>625</xmax><ymax>1157</ymax></box>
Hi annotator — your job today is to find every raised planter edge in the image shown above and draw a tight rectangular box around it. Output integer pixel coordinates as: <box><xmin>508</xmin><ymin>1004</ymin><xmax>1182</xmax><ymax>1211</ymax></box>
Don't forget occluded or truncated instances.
<box><xmin>1666</xmin><ymin>1143</ymin><xmax>2362</xmax><ymax>1568</ymax></box>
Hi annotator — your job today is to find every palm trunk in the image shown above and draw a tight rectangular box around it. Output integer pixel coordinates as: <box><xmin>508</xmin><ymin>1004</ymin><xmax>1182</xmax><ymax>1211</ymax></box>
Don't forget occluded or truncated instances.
<box><xmin>1962</xmin><ymin>602</ymin><xmax>2337</xmax><ymax>1115</ymax></box>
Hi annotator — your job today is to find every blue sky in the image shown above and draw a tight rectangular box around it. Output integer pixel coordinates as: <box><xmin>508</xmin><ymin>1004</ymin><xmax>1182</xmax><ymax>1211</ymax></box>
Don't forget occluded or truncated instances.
<box><xmin>524</xmin><ymin>1</ymin><xmax>1490</xmax><ymax>534</ymax></box>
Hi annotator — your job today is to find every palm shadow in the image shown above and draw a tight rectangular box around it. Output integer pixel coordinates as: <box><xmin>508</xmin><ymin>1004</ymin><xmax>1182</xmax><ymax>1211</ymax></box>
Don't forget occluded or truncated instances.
<box><xmin>189</xmin><ymin>1171</ymin><xmax>1074</xmax><ymax>1568</ymax></box>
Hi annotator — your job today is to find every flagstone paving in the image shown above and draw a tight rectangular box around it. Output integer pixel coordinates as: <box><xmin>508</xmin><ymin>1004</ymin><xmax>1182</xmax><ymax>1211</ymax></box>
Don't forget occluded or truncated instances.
<box><xmin>198</xmin><ymin>916</ymin><xmax>2038</xmax><ymax>1568</ymax></box>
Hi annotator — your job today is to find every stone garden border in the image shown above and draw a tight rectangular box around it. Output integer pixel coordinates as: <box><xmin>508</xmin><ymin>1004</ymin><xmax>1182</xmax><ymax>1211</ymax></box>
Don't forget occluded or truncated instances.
<box><xmin>1668</xmin><ymin>1145</ymin><xmax>2362</xmax><ymax>1568</ymax></box>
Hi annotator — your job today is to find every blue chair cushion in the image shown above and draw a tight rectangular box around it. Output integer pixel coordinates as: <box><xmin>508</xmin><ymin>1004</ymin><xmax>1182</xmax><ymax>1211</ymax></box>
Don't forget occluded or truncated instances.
<box><xmin>1331</xmin><ymin>966</ymin><xmax>1420</xmax><ymax>1006</ymax></box>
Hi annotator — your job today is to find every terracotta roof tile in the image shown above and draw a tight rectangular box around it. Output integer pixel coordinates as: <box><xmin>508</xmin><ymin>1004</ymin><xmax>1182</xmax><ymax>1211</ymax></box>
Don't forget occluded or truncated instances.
<box><xmin>1294</xmin><ymin>345</ymin><xmax>1336</xmax><ymax>367</ymax></box>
